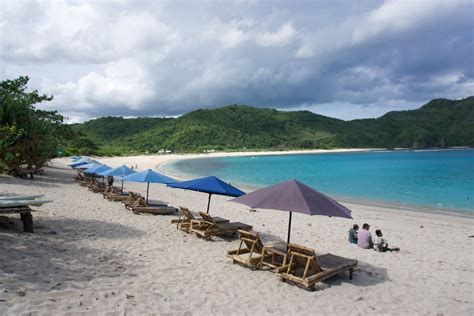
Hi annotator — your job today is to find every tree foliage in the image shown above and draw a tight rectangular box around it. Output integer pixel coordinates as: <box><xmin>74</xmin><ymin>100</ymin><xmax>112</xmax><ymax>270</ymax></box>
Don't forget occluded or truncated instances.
<box><xmin>0</xmin><ymin>76</ymin><xmax>69</xmax><ymax>173</ymax></box>
<box><xmin>72</xmin><ymin>98</ymin><xmax>474</xmax><ymax>154</ymax></box>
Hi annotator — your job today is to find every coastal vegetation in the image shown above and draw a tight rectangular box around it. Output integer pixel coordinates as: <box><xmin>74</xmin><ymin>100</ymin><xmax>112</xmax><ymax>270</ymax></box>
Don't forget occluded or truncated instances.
<box><xmin>73</xmin><ymin>97</ymin><xmax>474</xmax><ymax>154</ymax></box>
<box><xmin>1</xmin><ymin>76</ymin><xmax>473</xmax><ymax>173</ymax></box>
<box><xmin>0</xmin><ymin>77</ymin><xmax>72</xmax><ymax>174</ymax></box>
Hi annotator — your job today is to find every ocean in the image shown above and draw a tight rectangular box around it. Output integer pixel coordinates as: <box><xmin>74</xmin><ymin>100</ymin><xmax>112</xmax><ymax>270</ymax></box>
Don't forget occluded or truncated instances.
<box><xmin>166</xmin><ymin>149</ymin><xmax>474</xmax><ymax>213</ymax></box>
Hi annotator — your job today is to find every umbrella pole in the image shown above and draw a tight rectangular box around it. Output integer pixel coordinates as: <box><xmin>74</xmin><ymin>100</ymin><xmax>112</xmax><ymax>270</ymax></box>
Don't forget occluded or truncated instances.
<box><xmin>287</xmin><ymin>211</ymin><xmax>292</xmax><ymax>246</ymax></box>
<box><xmin>146</xmin><ymin>182</ymin><xmax>150</xmax><ymax>204</ymax></box>
<box><xmin>206</xmin><ymin>193</ymin><xmax>212</xmax><ymax>214</ymax></box>
<box><xmin>121</xmin><ymin>180</ymin><xmax>123</xmax><ymax>191</ymax></box>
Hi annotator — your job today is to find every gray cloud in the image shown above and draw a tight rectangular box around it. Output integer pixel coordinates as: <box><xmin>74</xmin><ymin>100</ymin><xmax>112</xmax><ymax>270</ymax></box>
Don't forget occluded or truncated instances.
<box><xmin>0</xmin><ymin>0</ymin><xmax>472</xmax><ymax>123</ymax></box>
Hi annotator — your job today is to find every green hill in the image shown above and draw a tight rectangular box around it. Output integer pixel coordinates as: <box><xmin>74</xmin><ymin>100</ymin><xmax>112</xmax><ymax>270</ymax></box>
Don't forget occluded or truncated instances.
<box><xmin>70</xmin><ymin>97</ymin><xmax>474</xmax><ymax>154</ymax></box>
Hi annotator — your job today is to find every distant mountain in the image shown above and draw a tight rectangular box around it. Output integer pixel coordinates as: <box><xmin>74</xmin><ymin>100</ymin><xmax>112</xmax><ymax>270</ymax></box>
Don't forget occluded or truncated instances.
<box><xmin>70</xmin><ymin>97</ymin><xmax>474</xmax><ymax>154</ymax></box>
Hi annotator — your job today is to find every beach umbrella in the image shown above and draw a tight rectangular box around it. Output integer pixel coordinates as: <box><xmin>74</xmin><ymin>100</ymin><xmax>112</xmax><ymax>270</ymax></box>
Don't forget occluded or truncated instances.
<box><xmin>69</xmin><ymin>156</ymin><xmax>96</xmax><ymax>166</ymax></box>
<box><xmin>77</xmin><ymin>162</ymin><xmax>103</xmax><ymax>170</ymax></box>
<box><xmin>100</xmin><ymin>165</ymin><xmax>137</xmax><ymax>190</ymax></box>
<box><xmin>84</xmin><ymin>164</ymin><xmax>111</xmax><ymax>175</ymax></box>
<box><xmin>122</xmin><ymin>169</ymin><xmax>177</xmax><ymax>203</ymax></box>
<box><xmin>168</xmin><ymin>176</ymin><xmax>245</xmax><ymax>213</ymax></box>
<box><xmin>230</xmin><ymin>179</ymin><xmax>352</xmax><ymax>244</ymax></box>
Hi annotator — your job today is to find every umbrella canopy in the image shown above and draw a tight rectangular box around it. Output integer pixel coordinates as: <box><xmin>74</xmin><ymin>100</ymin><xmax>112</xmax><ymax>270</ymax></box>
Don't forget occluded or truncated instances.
<box><xmin>70</xmin><ymin>161</ymin><xmax>88</xmax><ymax>168</ymax></box>
<box><xmin>84</xmin><ymin>164</ymin><xmax>111</xmax><ymax>175</ymax></box>
<box><xmin>99</xmin><ymin>165</ymin><xmax>137</xmax><ymax>190</ymax></box>
<box><xmin>77</xmin><ymin>162</ymin><xmax>103</xmax><ymax>170</ymax></box>
<box><xmin>100</xmin><ymin>165</ymin><xmax>136</xmax><ymax>177</ymax></box>
<box><xmin>168</xmin><ymin>176</ymin><xmax>245</xmax><ymax>213</ymax></box>
<box><xmin>230</xmin><ymin>179</ymin><xmax>352</xmax><ymax>244</ymax></box>
<box><xmin>122</xmin><ymin>169</ymin><xmax>176</xmax><ymax>202</ymax></box>
<box><xmin>69</xmin><ymin>156</ymin><xmax>96</xmax><ymax>166</ymax></box>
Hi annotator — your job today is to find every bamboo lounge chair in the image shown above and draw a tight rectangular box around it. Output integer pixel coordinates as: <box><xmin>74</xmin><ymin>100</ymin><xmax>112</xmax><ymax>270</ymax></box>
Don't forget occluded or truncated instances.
<box><xmin>103</xmin><ymin>186</ymin><xmax>125</xmax><ymax>200</ymax></box>
<box><xmin>278</xmin><ymin>243</ymin><xmax>357</xmax><ymax>291</ymax></box>
<box><xmin>228</xmin><ymin>230</ymin><xmax>288</xmax><ymax>271</ymax></box>
<box><xmin>130</xmin><ymin>197</ymin><xmax>177</xmax><ymax>215</ymax></box>
<box><xmin>88</xmin><ymin>179</ymin><xmax>106</xmax><ymax>193</ymax></box>
<box><xmin>123</xmin><ymin>192</ymin><xmax>142</xmax><ymax>209</ymax></box>
<box><xmin>189</xmin><ymin>212</ymin><xmax>252</xmax><ymax>240</ymax></box>
<box><xmin>171</xmin><ymin>207</ymin><xmax>229</xmax><ymax>232</ymax></box>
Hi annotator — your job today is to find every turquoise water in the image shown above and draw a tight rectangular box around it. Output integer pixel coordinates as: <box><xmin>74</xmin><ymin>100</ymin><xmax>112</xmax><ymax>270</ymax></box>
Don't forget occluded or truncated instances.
<box><xmin>168</xmin><ymin>150</ymin><xmax>474</xmax><ymax>212</ymax></box>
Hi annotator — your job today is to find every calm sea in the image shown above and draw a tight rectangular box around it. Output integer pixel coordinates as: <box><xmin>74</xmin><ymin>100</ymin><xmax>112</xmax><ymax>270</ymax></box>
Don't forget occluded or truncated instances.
<box><xmin>167</xmin><ymin>149</ymin><xmax>474</xmax><ymax>213</ymax></box>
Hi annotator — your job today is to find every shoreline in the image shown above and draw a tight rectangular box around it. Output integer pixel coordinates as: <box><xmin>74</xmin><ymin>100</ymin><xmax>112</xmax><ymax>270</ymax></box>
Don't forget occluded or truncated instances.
<box><xmin>58</xmin><ymin>147</ymin><xmax>473</xmax><ymax>219</ymax></box>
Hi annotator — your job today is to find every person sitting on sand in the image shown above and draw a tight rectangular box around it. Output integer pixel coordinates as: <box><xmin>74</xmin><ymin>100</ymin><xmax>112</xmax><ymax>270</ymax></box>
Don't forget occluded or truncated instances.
<box><xmin>348</xmin><ymin>224</ymin><xmax>359</xmax><ymax>244</ymax></box>
<box><xmin>374</xmin><ymin>229</ymin><xmax>400</xmax><ymax>252</ymax></box>
<box><xmin>357</xmin><ymin>223</ymin><xmax>373</xmax><ymax>249</ymax></box>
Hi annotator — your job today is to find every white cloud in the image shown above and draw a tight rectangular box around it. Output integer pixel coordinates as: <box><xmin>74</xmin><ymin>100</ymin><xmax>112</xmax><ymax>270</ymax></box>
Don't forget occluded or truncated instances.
<box><xmin>0</xmin><ymin>0</ymin><xmax>472</xmax><ymax>122</ymax></box>
<box><xmin>256</xmin><ymin>22</ymin><xmax>297</xmax><ymax>47</ymax></box>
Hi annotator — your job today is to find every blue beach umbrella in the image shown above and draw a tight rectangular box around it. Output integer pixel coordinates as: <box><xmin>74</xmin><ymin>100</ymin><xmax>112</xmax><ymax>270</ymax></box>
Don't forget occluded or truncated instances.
<box><xmin>84</xmin><ymin>164</ymin><xmax>111</xmax><ymax>175</ymax></box>
<box><xmin>78</xmin><ymin>162</ymin><xmax>103</xmax><ymax>170</ymax></box>
<box><xmin>167</xmin><ymin>176</ymin><xmax>245</xmax><ymax>213</ymax></box>
<box><xmin>100</xmin><ymin>165</ymin><xmax>137</xmax><ymax>190</ymax></box>
<box><xmin>69</xmin><ymin>156</ymin><xmax>96</xmax><ymax>166</ymax></box>
<box><xmin>122</xmin><ymin>169</ymin><xmax>176</xmax><ymax>203</ymax></box>
<box><xmin>70</xmin><ymin>161</ymin><xmax>88</xmax><ymax>168</ymax></box>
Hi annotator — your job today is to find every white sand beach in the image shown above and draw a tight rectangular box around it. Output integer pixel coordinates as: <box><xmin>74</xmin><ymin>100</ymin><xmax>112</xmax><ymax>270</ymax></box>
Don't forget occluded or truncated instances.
<box><xmin>0</xmin><ymin>155</ymin><xmax>473</xmax><ymax>315</ymax></box>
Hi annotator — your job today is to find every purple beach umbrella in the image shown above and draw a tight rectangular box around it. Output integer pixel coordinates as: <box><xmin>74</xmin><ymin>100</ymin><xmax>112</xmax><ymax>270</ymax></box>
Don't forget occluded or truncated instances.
<box><xmin>230</xmin><ymin>179</ymin><xmax>352</xmax><ymax>244</ymax></box>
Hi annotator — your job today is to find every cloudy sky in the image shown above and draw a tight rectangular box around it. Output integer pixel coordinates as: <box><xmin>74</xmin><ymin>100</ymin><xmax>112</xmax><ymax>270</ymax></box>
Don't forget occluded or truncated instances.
<box><xmin>1</xmin><ymin>0</ymin><xmax>473</xmax><ymax>122</ymax></box>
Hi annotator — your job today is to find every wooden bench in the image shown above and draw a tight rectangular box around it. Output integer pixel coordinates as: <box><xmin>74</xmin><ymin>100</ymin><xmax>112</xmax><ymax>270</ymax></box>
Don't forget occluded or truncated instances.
<box><xmin>0</xmin><ymin>206</ymin><xmax>34</xmax><ymax>233</ymax></box>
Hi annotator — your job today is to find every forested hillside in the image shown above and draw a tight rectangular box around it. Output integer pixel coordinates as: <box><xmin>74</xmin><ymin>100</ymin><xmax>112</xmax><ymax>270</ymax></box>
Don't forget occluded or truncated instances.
<box><xmin>71</xmin><ymin>97</ymin><xmax>474</xmax><ymax>154</ymax></box>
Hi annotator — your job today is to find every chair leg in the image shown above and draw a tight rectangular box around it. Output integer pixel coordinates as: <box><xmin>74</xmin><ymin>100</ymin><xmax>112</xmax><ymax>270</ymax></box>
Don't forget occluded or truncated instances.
<box><xmin>20</xmin><ymin>212</ymin><xmax>34</xmax><ymax>233</ymax></box>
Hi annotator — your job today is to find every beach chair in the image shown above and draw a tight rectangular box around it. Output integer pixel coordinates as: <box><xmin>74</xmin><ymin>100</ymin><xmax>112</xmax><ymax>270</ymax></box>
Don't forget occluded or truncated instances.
<box><xmin>89</xmin><ymin>179</ymin><xmax>106</xmax><ymax>192</ymax></box>
<box><xmin>108</xmin><ymin>190</ymin><xmax>131</xmax><ymax>202</ymax></box>
<box><xmin>103</xmin><ymin>186</ymin><xmax>124</xmax><ymax>199</ymax></box>
<box><xmin>171</xmin><ymin>207</ymin><xmax>229</xmax><ymax>232</ymax></box>
<box><xmin>227</xmin><ymin>230</ymin><xmax>288</xmax><ymax>271</ymax></box>
<box><xmin>189</xmin><ymin>212</ymin><xmax>252</xmax><ymax>240</ymax></box>
<box><xmin>278</xmin><ymin>243</ymin><xmax>357</xmax><ymax>291</ymax></box>
<box><xmin>130</xmin><ymin>197</ymin><xmax>177</xmax><ymax>215</ymax></box>
<box><xmin>123</xmin><ymin>192</ymin><xmax>142</xmax><ymax>209</ymax></box>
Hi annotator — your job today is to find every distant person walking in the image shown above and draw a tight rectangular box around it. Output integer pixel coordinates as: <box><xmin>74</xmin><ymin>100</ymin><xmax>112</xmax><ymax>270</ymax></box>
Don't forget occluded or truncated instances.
<box><xmin>348</xmin><ymin>224</ymin><xmax>359</xmax><ymax>244</ymax></box>
<box><xmin>357</xmin><ymin>223</ymin><xmax>373</xmax><ymax>249</ymax></box>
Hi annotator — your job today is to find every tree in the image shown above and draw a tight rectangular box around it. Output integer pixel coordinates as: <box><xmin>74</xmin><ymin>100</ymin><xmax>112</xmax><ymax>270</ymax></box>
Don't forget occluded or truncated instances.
<box><xmin>0</xmin><ymin>76</ymin><xmax>65</xmax><ymax>174</ymax></box>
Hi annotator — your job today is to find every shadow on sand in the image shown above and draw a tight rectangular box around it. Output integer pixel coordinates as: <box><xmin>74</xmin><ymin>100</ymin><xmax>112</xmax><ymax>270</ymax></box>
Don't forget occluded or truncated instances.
<box><xmin>0</xmin><ymin>216</ymin><xmax>145</xmax><ymax>294</ymax></box>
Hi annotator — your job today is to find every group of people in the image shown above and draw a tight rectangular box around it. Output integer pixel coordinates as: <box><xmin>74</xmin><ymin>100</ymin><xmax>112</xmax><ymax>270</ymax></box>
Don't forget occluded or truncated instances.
<box><xmin>349</xmin><ymin>223</ymin><xmax>400</xmax><ymax>252</ymax></box>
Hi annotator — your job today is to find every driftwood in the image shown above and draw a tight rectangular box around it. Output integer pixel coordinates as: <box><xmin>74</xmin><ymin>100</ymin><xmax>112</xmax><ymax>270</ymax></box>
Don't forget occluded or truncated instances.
<box><xmin>278</xmin><ymin>243</ymin><xmax>357</xmax><ymax>291</ymax></box>
<box><xmin>227</xmin><ymin>230</ymin><xmax>287</xmax><ymax>271</ymax></box>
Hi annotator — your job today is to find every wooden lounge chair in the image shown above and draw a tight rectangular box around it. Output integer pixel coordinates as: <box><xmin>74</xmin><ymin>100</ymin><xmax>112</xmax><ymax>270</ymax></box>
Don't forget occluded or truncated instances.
<box><xmin>189</xmin><ymin>212</ymin><xmax>252</xmax><ymax>240</ymax></box>
<box><xmin>123</xmin><ymin>192</ymin><xmax>142</xmax><ymax>209</ymax></box>
<box><xmin>228</xmin><ymin>230</ymin><xmax>287</xmax><ymax>271</ymax></box>
<box><xmin>171</xmin><ymin>207</ymin><xmax>229</xmax><ymax>232</ymax></box>
<box><xmin>108</xmin><ymin>191</ymin><xmax>131</xmax><ymax>202</ymax></box>
<box><xmin>103</xmin><ymin>186</ymin><xmax>125</xmax><ymax>200</ymax></box>
<box><xmin>88</xmin><ymin>179</ymin><xmax>106</xmax><ymax>192</ymax></box>
<box><xmin>278</xmin><ymin>243</ymin><xmax>357</xmax><ymax>291</ymax></box>
<box><xmin>130</xmin><ymin>197</ymin><xmax>177</xmax><ymax>215</ymax></box>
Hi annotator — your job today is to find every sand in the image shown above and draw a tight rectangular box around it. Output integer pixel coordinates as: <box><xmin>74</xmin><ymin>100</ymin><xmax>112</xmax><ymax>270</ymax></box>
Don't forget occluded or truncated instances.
<box><xmin>0</xmin><ymin>154</ymin><xmax>473</xmax><ymax>315</ymax></box>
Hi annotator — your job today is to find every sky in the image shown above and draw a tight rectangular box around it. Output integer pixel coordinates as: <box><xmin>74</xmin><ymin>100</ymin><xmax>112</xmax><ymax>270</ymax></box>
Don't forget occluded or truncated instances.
<box><xmin>1</xmin><ymin>0</ymin><xmax>473</xmax><ymax>123</ymax></box>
